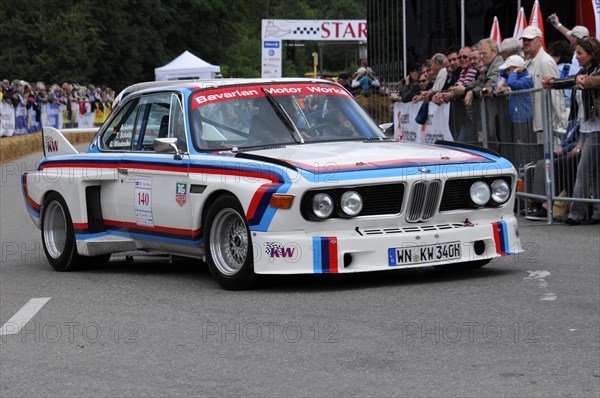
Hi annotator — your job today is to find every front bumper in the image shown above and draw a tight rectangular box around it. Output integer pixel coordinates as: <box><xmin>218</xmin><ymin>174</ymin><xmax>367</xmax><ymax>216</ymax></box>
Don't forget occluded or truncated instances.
<box><xmin>252</xmin><ymin>215</ymin><xmax>522</xmax><ymax>274</ymax></box>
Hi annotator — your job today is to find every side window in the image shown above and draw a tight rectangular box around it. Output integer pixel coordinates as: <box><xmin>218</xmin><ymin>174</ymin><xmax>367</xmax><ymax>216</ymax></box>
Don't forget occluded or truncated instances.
<box><xmin>100</xmin><ymin>92</ymin><xmax>183</xmax><ymax>152</ymax></box>
<box><xmin>133</xmin><ymin>93</ymin><xmax>172</xmax><ymax>151</ymax></box>
<box><xmin>100</xmin><ymin>100</ymin><xmax>139</xmax><ymax>150</ymax></box>
<box><xmin>169</xmin><ymin>94</ymin><xmax>187</xmax><ymax>151</ymax></box>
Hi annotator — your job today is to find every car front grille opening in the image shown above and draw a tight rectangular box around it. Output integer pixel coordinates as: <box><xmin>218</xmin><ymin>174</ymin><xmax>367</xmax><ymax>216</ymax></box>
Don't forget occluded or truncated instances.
<box><xmin>406</xmin><ymin>180</ymin><xmax>442</xmax><ymax>222</ymax></box>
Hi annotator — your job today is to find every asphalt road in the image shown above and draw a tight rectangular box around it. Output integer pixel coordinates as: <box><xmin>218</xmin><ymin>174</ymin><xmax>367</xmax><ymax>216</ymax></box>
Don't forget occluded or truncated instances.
<box><xmin>1</xmin><ymin>146</ymin><xmax>599</xmax><ymax>397</ymax></box>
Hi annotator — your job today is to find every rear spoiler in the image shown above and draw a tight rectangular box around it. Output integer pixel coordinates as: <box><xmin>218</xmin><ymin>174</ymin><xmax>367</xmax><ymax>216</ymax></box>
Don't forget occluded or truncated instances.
<box><xmin>42</xmin><ymin>127</ymin><xmax>97</xmax><ymax>158</ymax></box>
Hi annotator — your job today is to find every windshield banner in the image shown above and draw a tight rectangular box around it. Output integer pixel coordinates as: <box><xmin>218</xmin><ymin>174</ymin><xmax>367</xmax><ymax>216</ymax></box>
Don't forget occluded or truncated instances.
<box><xmin>191</xmin><ymin>83</ymin><xmax>352</xmax><ymax>109</ymax></box>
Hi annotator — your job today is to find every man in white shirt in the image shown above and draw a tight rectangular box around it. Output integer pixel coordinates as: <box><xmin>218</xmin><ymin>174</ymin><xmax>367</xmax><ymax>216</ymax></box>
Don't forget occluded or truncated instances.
<box><xmin>414</xmin><ymin>53</ymin><xmax>447</xmax><ymax>102</ymax></box>
<box><xmin>521</xmin><ymin>26</ymin><xmax>566</xmax><ymax>142</ymax></box>
<box><xmin>430</xmin><ymin>53</ymin><xmax>448</xmax><ymax>92</ymax></box>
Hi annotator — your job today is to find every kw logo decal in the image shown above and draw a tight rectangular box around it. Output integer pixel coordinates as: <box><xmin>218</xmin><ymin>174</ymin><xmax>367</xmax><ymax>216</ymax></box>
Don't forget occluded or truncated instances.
<box><xmin>265</xmin><ymin>242</ymin><xmax>296</xmax><ymax>258</ymax></box>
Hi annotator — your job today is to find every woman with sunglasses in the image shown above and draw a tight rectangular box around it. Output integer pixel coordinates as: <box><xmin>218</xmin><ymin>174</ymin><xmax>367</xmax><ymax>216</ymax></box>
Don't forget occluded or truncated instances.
<box><xmin>400</xmin><ymin>72</ymin><xmax>430</xmax><ymax>103</ymax></box>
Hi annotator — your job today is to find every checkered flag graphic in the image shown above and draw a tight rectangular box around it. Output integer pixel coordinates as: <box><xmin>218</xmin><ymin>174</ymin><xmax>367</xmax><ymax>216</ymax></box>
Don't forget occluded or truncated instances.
<box><xmin>293</xmin><ymin>26</ymin><xmax>320</xmax><ymax>35</ymax></box>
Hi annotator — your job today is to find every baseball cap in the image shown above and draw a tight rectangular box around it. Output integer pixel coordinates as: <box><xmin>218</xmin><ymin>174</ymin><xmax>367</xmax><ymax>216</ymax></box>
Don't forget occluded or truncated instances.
<box><xmin>356</xmin><ymin>67</ymin><xmax>367</xmax><ymax>74</ymax></box>
<box><xmin>521</xmin><ymin>26</ymin><xmax>543</xmax><ymax>39</ymax></box>
<box><xmin>568</xmin><ymin>25</ymin><xmax>589</xmax><ymax>39</ymax></box>
<box><xmin>499</xmin><ymin>55</ymin><xmax>526</xmax><ymax>70</ymax></box>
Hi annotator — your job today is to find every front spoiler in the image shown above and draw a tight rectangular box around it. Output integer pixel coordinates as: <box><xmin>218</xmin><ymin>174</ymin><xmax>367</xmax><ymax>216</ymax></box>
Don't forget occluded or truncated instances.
<box><xmin>251</xmin><ymin>215</ymin><xmax>522</xmax><ymax>274</ymax></box>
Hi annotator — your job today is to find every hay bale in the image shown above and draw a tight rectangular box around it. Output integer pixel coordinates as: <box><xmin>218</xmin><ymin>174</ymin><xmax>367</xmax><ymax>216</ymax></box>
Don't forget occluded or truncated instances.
<box><xmin>0</xmin><ymin>131</ymin><xmax>96</xmax><ymax>163</ymax></box>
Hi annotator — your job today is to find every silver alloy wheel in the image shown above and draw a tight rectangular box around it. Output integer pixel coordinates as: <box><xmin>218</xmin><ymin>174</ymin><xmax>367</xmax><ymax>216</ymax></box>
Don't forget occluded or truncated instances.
<box><xmin>209</xmin><ymin>208</ymin><xmax>249</xmax><ymax>276</ymax></box>
<box><xmin>43</xmin><ymin>201</ymin><xmax>68</xmax><ymax>259</ymax></box>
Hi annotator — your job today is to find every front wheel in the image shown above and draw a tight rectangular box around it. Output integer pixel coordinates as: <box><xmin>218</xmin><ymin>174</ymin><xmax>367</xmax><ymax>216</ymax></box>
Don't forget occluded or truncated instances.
<box><xmin>204</xmin><ymin>194</ymin><xmax>258</xmax><ymax>290</ymax></box>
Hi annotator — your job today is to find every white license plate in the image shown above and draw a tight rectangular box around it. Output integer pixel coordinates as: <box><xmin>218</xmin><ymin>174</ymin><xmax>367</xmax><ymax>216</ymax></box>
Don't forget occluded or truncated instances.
<box><xmin>388</xmin><ymin>241</ymin><xmax>461</xmax><ymax>266</ymax></box>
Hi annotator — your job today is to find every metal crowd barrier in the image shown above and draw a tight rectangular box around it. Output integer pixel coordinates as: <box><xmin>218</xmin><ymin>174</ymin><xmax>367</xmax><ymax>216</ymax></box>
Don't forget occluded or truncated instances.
<box><xmin>451</xmin><ymin>86</ymin><xmax>599</xmax><ymax>224</ymax></box>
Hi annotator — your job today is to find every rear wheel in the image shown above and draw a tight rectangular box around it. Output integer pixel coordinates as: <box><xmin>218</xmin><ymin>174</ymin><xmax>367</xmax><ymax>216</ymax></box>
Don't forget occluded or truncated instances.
<box><xmin>204</xmin><ymin>194</ymin><xmax>257</xmax><ymax>290</ymax></box>
<box><xmin>41</xmin><ymin>192</ymin><xmax>110</xmax><ymax>271</ymax></box>
<box><xmin>433</xmin><ymin>259</ymin><xmax>491</xmax><ymax>271</ymax></box>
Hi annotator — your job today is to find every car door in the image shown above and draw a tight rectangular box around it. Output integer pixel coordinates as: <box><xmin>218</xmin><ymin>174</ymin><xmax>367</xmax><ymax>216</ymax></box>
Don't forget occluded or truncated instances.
<box><xmin>117</xmin><ymin>93</ymin><xmax>194</xmax><ymax>248</ymax></box>
<box><xmin>97</xmin><ymin>98</ymin><xmax>139</xmax><ymax>232</ymax></box>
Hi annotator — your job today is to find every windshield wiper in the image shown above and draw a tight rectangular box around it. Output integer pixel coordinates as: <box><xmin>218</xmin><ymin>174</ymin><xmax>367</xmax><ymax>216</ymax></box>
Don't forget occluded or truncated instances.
<box><xmin>261</xmin><ymin>88</ymin><xmax>304</xmax><ymax>144</ymax></box>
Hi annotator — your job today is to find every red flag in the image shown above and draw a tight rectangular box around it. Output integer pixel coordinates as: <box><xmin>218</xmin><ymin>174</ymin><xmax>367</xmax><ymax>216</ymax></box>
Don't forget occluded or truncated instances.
<box><xmin>513</xmin><ymin>7</ymin><xmax>527</xmax><ymax>40</ymax></box>
<box><xmin>528</xmin><ymin>0</ymin><xmax>546</xmax><ymax>49</ymax></box>
<box><xmin>490</xmin><ymin>16</ymin><xmax>502</xmax><ymax>46</ymax></box>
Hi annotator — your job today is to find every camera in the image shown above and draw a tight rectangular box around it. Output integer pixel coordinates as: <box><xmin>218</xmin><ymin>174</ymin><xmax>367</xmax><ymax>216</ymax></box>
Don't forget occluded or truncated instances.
<box><xmin>547</xmin><ymin>15</ymin><xmax>557</xmax><ymax>24</ymax></box>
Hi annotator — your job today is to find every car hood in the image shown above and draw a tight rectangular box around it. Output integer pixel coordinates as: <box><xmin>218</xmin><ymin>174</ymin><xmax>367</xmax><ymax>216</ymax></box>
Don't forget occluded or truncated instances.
<box><xmin>240</xmin><ymin>141</ymin><xmax>494</xmax><ymax>173</ymax></box>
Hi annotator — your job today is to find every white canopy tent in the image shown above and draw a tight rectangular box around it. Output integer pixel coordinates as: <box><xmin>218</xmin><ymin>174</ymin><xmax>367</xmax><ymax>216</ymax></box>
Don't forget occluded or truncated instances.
<box><xmin>154</xmin><ymin>50</ymin><xmax>221</xmax><ymax>81</ymax></box>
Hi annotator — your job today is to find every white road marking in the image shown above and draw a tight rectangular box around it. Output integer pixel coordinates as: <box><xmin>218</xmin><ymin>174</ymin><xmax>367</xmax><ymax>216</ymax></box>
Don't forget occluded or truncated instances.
<box><xmin>540</xmin><ymin>292</ymin><xmax>557</xmax><ymax>301</ymax></box>
<box><xmin>0</xmin><ymin>298</ymin><xmax>51</xmax><ymax>336</ymax></box>
<box><xmin>524</xmin><ymin>270</ymin><xmax>550</xmax><ymax>287</ymax></box>
<box><xmin>524</xmin><ymin>271</ymin><xmax>557</xmax><ymax>301</ymax></box>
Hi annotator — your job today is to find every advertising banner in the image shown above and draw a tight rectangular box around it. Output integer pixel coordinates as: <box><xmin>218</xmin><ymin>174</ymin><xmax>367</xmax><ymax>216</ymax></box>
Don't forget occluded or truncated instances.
<box><xmin>43</xmin><ymin>103</ymin><xmax>61</xmax><ymax>129</ymax></box>
<box><xmin>393</xmin><ymin>101</ymin><xmax>453</xmax><ymax>144</ymax></box>
<box><xmin>14</xmin><ymin>104</ymin><xmax>28</xmax><ymax>135</ymax></box>
<box><xmin>261</xmin><ymin>38</ymin><xmax>282</xmax><ymax>79</ymax></box>
<box><xmin>0</xmin><ymin>103</ymin><xmax>16</xmax><ymax>137</ymax></box>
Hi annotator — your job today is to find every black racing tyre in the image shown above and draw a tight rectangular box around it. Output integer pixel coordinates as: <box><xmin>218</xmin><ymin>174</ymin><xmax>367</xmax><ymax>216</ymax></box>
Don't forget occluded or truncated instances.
<box><xmin>41</xmin><ymin>192</ymin><xmax>110</xmax><ymax>271</ymax></box>
<box><xmin>433</xmin><ymin>258</ymin><xmax>492</xmax><ymax>271</ymax></box>
<box><xmin>204</xmin><ymin>194</ymin><xmax>257</xmax><ymax>290</ymax></box>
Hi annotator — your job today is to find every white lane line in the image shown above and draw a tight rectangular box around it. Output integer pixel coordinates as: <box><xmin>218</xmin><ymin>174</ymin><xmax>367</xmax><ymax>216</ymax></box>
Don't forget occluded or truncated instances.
<box><xmin>0</xmin><ymin>297</ymin><xmax>51</xmax><ymax>336</ymax></box>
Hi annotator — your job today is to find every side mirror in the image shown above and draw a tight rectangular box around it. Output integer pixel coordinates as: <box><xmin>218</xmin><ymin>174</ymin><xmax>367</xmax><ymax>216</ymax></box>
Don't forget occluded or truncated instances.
<box><xmin>379</xmin><ymin>122</ymin><xmax>393</xmax><ymax>131</ymax></box>
<box><xmin>379</xmin><ymin>122</ymin><xmax>394</xmax><ymax>138</ymax></box>
<box><xmin>154</xmin><ymin>137</ymin><xmax>178</xmax><ymax>153</ymax></box>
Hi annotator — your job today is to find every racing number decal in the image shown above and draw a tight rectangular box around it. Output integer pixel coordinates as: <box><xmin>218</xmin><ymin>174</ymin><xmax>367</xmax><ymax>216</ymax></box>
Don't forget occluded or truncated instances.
<box><xmin>134</xmin><ymin>176</ymin><xmax>154</xmax><ymax>226</ymax></box>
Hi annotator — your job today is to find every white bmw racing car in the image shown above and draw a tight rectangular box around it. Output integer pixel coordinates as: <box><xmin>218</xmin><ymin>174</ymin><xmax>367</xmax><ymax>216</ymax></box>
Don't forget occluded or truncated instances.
<box><xmin>22</xmin><ymin>79</ymin><xmax>522</xmax><ymax>289</ymax></box>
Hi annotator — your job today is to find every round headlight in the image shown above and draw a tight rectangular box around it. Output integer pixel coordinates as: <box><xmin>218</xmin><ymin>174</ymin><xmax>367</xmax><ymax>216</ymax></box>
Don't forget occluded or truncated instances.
<box><xmin>340</xmin><ymin>191</ymin><xmax>363</xmax><ymax>216</ymax></box>
<box><xmin>312</xmin><ymin>193</ymin><xmax>334</xmax><ymax>218</ymax></box>
<box><xmin>491</xmin><ymin>179</ymin><xmax>510</xmax><ymax>204</ymax></box>
<box><xmin>470</xmin><ymin>181</ymin><xmax>491</xmax><ymax>206</ymax></box>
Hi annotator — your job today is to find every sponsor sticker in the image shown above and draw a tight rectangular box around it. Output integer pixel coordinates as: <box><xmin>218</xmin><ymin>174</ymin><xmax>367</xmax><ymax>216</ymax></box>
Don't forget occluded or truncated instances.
<box><xmin>264</xmin><ymin>41</ymin><xmax>280</xmax><ymax>48</ymax></box>
<box><xmin>43</xmin><ymin>135</ymin><xmax>59</xmax><ymax>153</ymax></box>
<box><xmin>175</xmin><ymin>182</ymin><xmax>187</xmax><ymax>207</ymax></box>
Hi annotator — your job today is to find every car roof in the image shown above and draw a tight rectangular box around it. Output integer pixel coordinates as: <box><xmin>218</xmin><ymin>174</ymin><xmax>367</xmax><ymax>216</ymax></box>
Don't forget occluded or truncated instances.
<box><xmin>113</xmin><ymin>78</ymin><xmax>338</xmax><ymax>106</ymax></box>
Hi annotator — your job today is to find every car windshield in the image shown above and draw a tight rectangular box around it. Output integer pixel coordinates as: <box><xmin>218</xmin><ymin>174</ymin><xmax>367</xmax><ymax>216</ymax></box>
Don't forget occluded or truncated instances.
<box><xmin>189</xmin><ymin>82</ymin><xmax>386</xmax><ymax>151</ymax></box>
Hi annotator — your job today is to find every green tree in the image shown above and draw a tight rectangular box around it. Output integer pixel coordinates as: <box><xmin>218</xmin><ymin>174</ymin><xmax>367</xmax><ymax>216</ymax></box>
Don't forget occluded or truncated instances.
<box><xmin>0</xmin><ymin>0</ymin><xmax>366</xmax><ymax>89</ymax></box>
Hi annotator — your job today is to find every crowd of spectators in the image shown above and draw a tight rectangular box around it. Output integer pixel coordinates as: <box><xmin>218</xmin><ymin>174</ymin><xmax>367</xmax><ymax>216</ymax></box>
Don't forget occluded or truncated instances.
<box><xmin>1</xmin><ymin>79</ymin><xmax>115</xmax><ymax>129</ymax></box>
<box><xmin>346</xmin><ymin>14</ymin><xmax>598</xmax><ymax>224</ymax></box>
